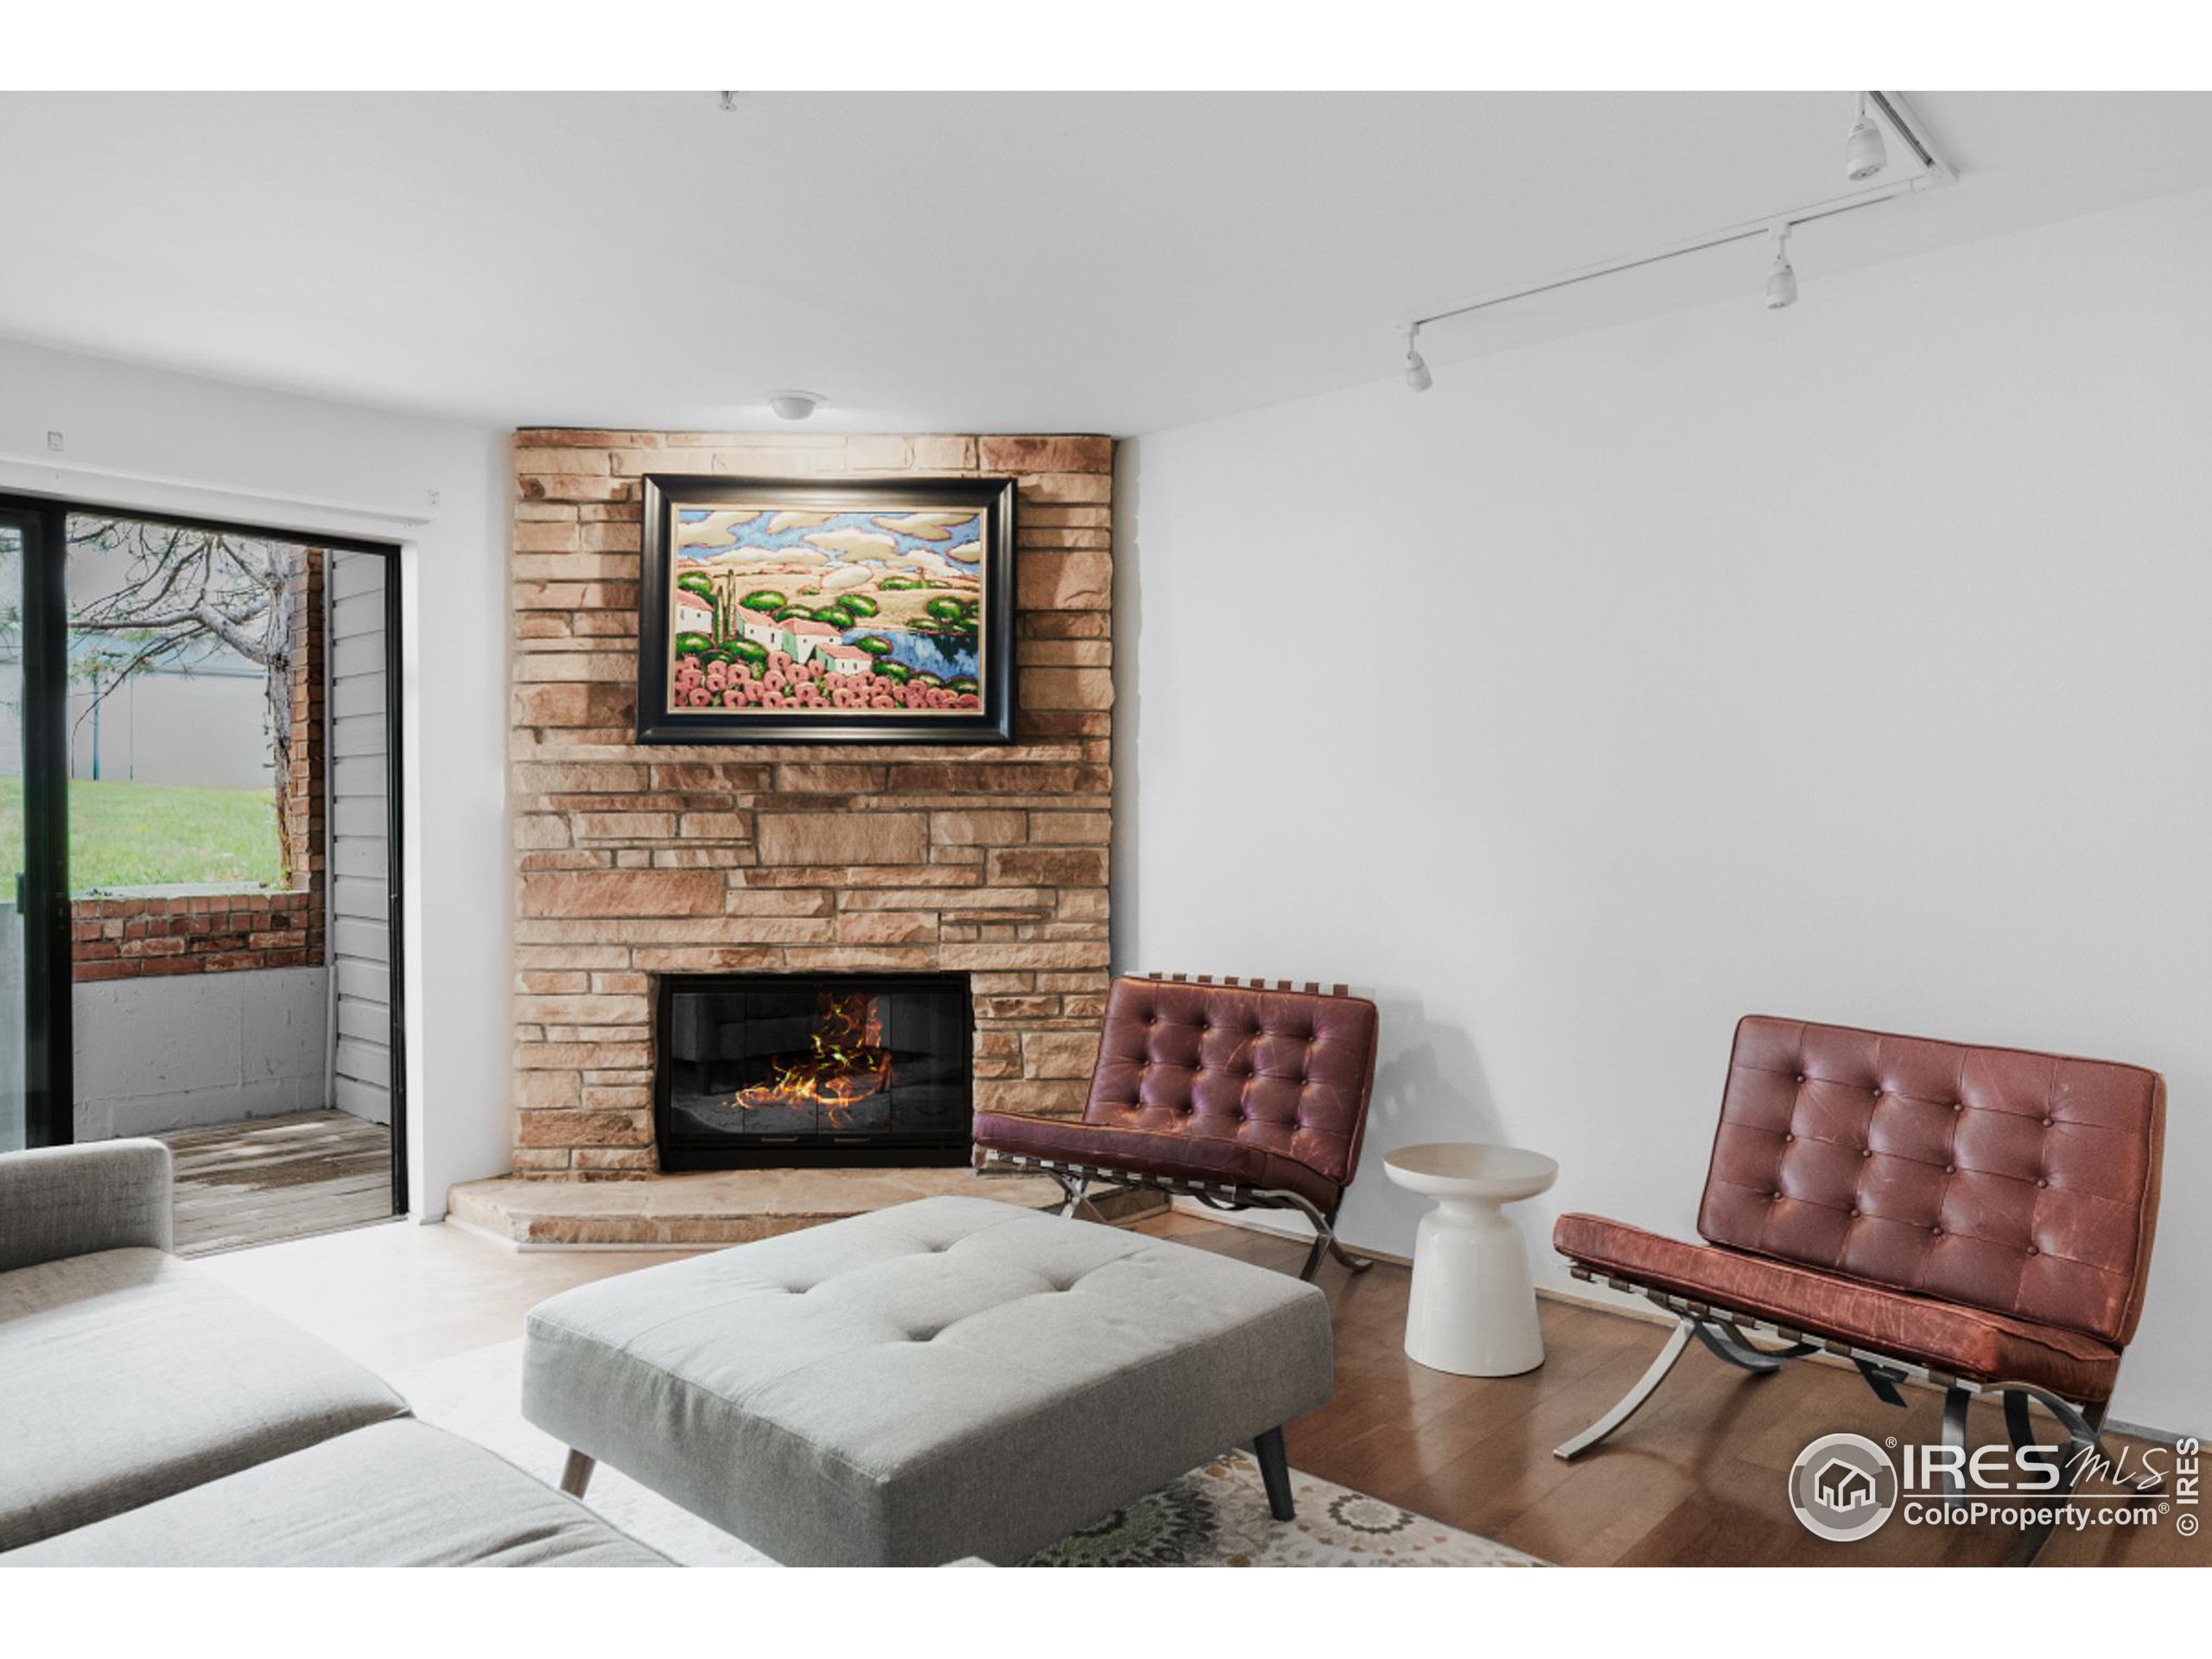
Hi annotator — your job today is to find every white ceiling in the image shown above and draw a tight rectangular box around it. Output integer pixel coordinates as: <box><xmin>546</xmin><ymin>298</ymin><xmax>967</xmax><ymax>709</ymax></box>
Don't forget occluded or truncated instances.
<box><xmin>3</xmin><ymin>91</ymin><xmax>2211</xmax><ymax>436</ymax></box>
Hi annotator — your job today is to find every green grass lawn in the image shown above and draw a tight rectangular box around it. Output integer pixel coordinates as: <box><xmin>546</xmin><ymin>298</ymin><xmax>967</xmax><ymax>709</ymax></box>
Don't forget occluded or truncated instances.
<box><xmin>0</xmin><ymin>779</ymin><xmax>283</xmax><ymax>892</ymax></box>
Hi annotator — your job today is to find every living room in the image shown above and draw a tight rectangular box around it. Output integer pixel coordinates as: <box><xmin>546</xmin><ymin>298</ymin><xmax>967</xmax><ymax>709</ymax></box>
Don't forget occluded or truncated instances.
<box><xmin>3</xmin><ymin>14</ymin><xmax>2206</xmax><ymax>1630</ymax></box>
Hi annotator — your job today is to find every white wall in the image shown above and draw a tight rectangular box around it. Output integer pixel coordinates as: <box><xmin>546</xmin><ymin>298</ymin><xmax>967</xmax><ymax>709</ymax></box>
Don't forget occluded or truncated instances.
<box><xmin>1117</xmin><ymin>186</ymin><xmax>2212</xmax><ymax>1434</ymax></box>
<box><xmin>0</xmin><ymin>336</ymin><xmax>511</xmax><ymax>1215</ymax></box>
<box><xmin>73</xmin><ymin>968</ymin><xmax>327</xmax><ymax>1139</ymax></box>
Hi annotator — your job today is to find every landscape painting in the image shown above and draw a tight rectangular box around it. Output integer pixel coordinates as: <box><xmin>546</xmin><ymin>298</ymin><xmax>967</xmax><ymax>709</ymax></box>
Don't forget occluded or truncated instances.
<box><xmin>635</xmin><ymin>475</ymin><xmax>1015</xmax><ymax>744</ymax></box>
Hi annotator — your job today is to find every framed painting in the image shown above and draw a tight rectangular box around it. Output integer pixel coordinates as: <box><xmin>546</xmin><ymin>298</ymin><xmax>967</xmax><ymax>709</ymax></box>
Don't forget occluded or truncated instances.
<box><xmin>635</xmin><ymin>474</ymin><xmax>1015</xmax><ymax>745</ymax></box>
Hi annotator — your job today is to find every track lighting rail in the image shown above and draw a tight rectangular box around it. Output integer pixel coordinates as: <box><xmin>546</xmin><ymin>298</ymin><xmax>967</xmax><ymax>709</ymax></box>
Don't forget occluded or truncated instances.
<box><xmin>1400</xmin><ymin>92</ymin><xmax>1953</xmax><ymax>349</ymax></box>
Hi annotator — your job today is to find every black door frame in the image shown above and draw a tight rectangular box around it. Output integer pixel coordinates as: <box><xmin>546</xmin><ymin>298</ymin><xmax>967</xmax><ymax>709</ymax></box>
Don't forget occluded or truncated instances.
<box><xmin>0</xmin><ymin>490</ymin><xmax>410</xmax><ymax>1215</ymax></box>
<box><xmin>2</xmin><ymin>504</ymin><xmax>71</xmax><ymax>1152</ymax></box>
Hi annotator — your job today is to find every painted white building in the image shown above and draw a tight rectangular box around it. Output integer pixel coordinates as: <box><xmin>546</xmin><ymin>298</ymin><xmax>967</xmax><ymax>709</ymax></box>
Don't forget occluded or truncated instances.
<box><xmin>782</xmin><ymin>617</ymin><xmax>840</xmax><ymax>664</ymax></box>
<box><xmin>736</xmin><ymin>607</ymin><xmax>785</xmax><ymax>652</ymax></box>
<box><xmin>673</xmin><ymin>591</ymin><xmax>716</xmax><ymax>637</ymax></box>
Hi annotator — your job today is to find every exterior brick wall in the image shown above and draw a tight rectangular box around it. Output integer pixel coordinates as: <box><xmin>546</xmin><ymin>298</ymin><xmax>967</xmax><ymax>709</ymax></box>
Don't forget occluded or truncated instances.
<box><xmin>510</xmin><ymin>430</ymin><xmax>1114</xmax><ymax>1179</ymax></box>
<box><xmin>282</xmin><ymin>545</ymin><xmax>327</xmax><ymax>899</ymax></box>
<box><xmin>71</xmin><ymin>889</ymin><xmax>321</xmax><ymax>981</ymax></box>
<box><xmin>68</xmin><ymin>546</ymin><xmax>327</xmax><ymax>982</ymax></box>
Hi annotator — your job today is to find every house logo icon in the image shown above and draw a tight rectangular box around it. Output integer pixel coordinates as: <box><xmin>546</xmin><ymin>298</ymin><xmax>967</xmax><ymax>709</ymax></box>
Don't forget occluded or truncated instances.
<box><xmin>1815</xmin><ymin>1459</ymin><xmax>1877</xmax><ymax>1511</ymax></box>
<box><xmin>1789</xmin><ymin>1433</ymin><xmax>1899</xmax><ymax>1542</ymax></box>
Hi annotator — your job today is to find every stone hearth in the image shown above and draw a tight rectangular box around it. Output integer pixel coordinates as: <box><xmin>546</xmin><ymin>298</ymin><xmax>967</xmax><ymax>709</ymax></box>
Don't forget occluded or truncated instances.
<box><xmin>447</xmin><ymin>1165</ymin><xmax>1161</xmax><ymax>1249</ymax></box>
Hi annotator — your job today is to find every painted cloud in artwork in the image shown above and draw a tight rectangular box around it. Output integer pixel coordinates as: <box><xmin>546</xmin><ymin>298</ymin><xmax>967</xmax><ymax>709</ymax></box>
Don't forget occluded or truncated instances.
<box><xmin>872</xmin><ymin>512</ymin><xmax>976</xmax><ymax>542</ymax></box>
<box><xmin>804</xmin><ymin>526</ymin><xmax>900</xmax><ymax>560</ymax></box>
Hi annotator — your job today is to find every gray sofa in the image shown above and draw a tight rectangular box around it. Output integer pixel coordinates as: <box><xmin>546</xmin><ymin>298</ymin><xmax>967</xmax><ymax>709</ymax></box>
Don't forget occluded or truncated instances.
<box><xmin>0</xmin><ymin>1140</ymin><xmax>665</xmax><ymax>1567</ymax></box>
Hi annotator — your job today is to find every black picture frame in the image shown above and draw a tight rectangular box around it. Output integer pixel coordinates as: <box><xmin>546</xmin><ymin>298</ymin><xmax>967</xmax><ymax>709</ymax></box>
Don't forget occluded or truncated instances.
<box><xmin>635</xmin><ymin>474</ymin><xmax>1016</xmax><ymax>746</ymax></box>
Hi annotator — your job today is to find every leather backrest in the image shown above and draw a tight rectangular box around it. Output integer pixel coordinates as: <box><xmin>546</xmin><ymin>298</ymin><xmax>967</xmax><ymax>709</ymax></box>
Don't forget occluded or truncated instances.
<box><xmin>1084</xmin><ymin>977</ymin><xmax>1380</xmax><ymax>1190</ymax></box>
<box><xmin>1700</xmin><ymin>1016</ymin><xmax>2165</xmax><ymax>1347</ymax></box>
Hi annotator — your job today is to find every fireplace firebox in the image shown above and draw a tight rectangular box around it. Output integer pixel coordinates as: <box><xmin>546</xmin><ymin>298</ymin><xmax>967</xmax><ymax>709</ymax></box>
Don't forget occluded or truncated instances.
<box><xmin>654</xmin><ymin>973</ymin><xmax>973</xmax><ymax>1169</ymax></box>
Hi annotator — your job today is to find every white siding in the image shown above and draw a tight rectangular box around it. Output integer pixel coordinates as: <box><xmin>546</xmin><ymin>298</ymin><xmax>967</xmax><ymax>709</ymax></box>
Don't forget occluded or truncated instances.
<box><xmin>327</xmin><ymin>552</ymin><xmax>393</xmax><ymax>1127</ymax></box>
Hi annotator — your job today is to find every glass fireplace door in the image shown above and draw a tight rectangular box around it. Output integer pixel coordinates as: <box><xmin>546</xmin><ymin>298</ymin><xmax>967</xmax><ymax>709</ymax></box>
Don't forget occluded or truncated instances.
<box><xmin>658</xmin><ymin>972</ymin><xmax>973</xmax><ymax>1168</ymax></box>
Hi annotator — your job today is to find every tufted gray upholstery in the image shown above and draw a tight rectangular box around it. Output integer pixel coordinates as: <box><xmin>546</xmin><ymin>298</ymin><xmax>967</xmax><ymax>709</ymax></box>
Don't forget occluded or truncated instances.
<box><xmin>522</xmin><ymin>1194</ymin><xmax>1335</xmax><ymax>1565</ymax></box>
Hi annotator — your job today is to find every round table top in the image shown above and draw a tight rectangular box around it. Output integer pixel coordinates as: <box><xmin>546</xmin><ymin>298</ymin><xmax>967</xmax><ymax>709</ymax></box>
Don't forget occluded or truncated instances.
<box><xmin>1383</xmin><ymin>1141</ymin><xmax>1559</xmax><ymax>1203</ymax></box>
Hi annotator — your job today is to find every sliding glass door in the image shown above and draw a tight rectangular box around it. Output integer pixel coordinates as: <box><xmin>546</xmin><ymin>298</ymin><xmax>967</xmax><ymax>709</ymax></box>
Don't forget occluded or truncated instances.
<box><xmin>1</xmin><ymin>515</ymin><xmax>25</xmax><ymax>1148</ymax></box>
<box><xmin>0</xmin><ymin>505</ymin><xmax>68</xmax><ymax>1149</ymax></box>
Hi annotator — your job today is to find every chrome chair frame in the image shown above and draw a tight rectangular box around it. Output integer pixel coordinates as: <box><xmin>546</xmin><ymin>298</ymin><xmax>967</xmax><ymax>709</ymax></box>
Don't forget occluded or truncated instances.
<box><xmin>1555</xmin><ymin>1265</ymin><xmax>2159</xmax><ymax>1567</ymax></box>
<box><xmin>976</xmin><ymin>1147</ymin><xmax>1375</xmax><ymax>1282</ymax></box>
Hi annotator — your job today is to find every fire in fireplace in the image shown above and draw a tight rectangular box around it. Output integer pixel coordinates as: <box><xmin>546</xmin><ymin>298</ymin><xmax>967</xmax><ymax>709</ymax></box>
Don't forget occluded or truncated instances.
<box><xmin>655</xmin><ymin>972</ymin><xmax>972</xmax><ymax>1168</ymax></box>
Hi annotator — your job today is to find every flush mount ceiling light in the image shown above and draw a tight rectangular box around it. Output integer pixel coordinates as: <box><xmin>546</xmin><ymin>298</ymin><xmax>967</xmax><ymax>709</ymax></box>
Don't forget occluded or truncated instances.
<box><xmin>1764</xmin><ymin>225</ymin><xmax>1798</xmax><ymax>310</ymax></box>
<box><xmin>766</xmin><ymin>390</ymin><xmax>824</xmax><ymax>422</ymax></box>
<box><xmin>1395</xmin><ymin>92</ymin><xmax>1949</xmax><ymax>387</ymax></box>
<box><xmin>1843</xmin><ymin>93</ymin><xmax>1889</xmax><ymax>182</ymax></box>
<box><xmin>1403</xmin><ymin>324</ymin><xmax>1433</xmax><ymax>392</ymax></box>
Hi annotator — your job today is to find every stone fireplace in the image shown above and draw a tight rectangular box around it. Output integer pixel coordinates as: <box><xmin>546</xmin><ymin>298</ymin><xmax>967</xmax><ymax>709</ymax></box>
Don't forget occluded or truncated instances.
<box><xmin>506</xmin><ymin>430</ymin><xmax>1113</xmax><ymax>1183</ymax></box>
<box><xmin>657</xmin><ymin>971</ymin><xmax>973</xmax><ymax>1168</ymax></box>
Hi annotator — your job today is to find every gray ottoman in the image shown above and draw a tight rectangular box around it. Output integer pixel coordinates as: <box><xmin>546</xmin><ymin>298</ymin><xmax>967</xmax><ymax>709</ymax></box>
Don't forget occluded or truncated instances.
<box><xmin>522</xmin><ymin>1194</ymin><xmax>1334</xmax><ymax>1565</ymax></box>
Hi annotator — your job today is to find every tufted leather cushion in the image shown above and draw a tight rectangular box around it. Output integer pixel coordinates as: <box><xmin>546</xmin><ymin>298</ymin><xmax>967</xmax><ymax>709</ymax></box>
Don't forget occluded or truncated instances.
<box><xmin>1553</xmin><ymin>1214</ymin><xmax>2123</xmax><ymax>1401</ymax></box>
<box><xmin>969</xmin><ymin>1112</ymin><xmax>1344</xmax><ymax>1211</ymax></box>
<box><xmin>1699</xmin><ymin>1016</ymin><xmax>2164</xmax><ymax>1348</ymax></box>
<box><xmin>973</xmin><ymin>977</ymin><xmax>1379</xmax><ymax>1207</ymax></box>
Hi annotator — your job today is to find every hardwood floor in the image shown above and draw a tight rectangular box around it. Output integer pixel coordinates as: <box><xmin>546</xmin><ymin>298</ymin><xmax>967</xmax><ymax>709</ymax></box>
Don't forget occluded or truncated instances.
<box><xmin>196</xmin><ymin>1202</ymin><xmax>2201</xmax><ymax>1567</ymax></box>
<box><xmin>158</xmin><ymin>1110</ymin><xmax>394</xmax><ymax>1256</ymax></box>
<box><xmin>1133</xmin><ymin>1211</ymin><xmax>2203</xmax><ymax>1568</ymax></box>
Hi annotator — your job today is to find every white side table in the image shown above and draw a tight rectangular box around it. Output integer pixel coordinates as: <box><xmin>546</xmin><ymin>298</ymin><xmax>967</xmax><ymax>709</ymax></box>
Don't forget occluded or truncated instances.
<box><xmin>1383</xmin><ymin>1142</ymin><xmax>1559</xmax><ymax>1377</ymax></box>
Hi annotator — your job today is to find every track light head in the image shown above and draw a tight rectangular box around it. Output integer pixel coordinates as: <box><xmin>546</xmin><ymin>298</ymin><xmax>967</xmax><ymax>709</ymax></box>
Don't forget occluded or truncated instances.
<box><xmin>1844</xmin><ymin>95</ymin><xmax>1888</xmax><ymax>182</ymax></box>
<box><xmin>1403</xmin><ymin>325</ymin><xmax>1433</xmax><ymax>392</ymax></box>
<box><xmin>1764</xmin><ymin>226</ymin><xmax>1797</xmax><ymax>311</ymax></box>
<box><xmin>766</xmin><ymin>389</ymin><xmax>824</xmax><ymax>421</ymax></box>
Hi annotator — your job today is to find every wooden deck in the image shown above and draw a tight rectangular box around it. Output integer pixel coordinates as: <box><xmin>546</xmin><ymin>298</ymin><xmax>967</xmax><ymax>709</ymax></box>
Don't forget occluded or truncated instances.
<box><xmin>158</xmin><ymin>1110</ymin><xmax>394</xmax><ymax>1257</ymax></box>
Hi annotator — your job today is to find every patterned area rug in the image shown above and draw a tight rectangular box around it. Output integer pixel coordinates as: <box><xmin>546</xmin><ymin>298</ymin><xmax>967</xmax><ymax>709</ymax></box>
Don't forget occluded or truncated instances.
<box><xmin>1024</xmin><ymin>1452</ymin><xmax>1539</xmax><ymax>1567</ymax></box>
<box><xmin>392</xmin><ymin>1339</ymin><xmax>1536</xmax><ymax>1567</ymax></box>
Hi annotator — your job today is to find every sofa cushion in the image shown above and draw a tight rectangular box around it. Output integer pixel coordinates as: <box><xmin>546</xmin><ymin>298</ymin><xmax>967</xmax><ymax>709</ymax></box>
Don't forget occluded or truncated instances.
<box><xmin>0</xmin><ymin>1141</ymin><xmax>171</xmax><ymax>1274</ymax></box>
<box><xmin>1554</xmin><ymin>1212</ymin><xmax>2123</xmax><ymax>1402</ymax></box>
<box><xmin>524</xmin><ymin>1194</ymin><xmax>1335</xmax><ymax>1565</ymax></box>
<box><xmin>0</xmin><ymin>1249</ymin><xmax>407</xmax><ymax>1549</ymax></box>
<box><xmin>1</xmin><ymin>1420</ymin><xmax>670</xmax><ymax>1567</ymax></box>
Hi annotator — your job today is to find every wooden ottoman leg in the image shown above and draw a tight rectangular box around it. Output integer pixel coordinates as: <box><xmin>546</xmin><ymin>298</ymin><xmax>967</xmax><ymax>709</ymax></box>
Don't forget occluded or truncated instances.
<box><xmin>1253</xmin><ymin>1427</ymin><xmax>1295</xmax><ymax>1522</ymax></box>
<box><xmin>560</xmin><ymin>1449</ymin><xmax>596</xmax><ymax>1497</ymax></box>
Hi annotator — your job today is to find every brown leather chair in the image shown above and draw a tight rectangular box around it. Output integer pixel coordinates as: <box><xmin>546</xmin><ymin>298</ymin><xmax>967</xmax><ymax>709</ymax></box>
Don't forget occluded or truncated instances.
<box><xmin>972</xmin><ymin>974</ymin><xmax>1381</xmax><ymax>1281</ymax></box>
<box><xmin>1553</xmin><ymin>1014</ymin><xmax>2166</xmax><ymax>1565</ymax></box>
